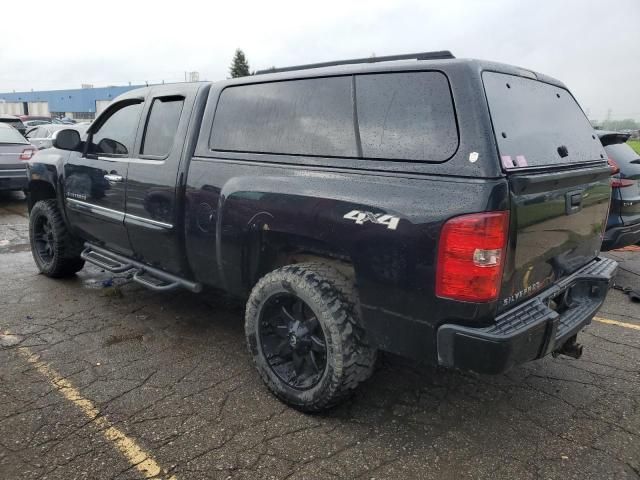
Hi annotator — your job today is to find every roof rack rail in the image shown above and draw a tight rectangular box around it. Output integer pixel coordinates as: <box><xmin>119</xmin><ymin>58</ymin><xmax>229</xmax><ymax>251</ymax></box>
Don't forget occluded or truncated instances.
<box><xmin>255</xmin><ymin>50</ymin><xmax>455</xmax><ymax>75</ymax></box>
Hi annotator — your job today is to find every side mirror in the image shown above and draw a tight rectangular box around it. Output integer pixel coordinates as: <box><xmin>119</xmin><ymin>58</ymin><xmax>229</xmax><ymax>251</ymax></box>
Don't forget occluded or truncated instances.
<box><xmin>52</xmin><ymin>129</ymin><xmax>81</xmax><ymax>151</ymax></box>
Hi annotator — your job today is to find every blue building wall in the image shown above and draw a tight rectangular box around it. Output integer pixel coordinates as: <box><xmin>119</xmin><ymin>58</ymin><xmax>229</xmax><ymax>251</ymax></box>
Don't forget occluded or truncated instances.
<box><xmin>0</xmin><ymin>85</ymin><xmax>143</xmax><ymax>113</ymax></box>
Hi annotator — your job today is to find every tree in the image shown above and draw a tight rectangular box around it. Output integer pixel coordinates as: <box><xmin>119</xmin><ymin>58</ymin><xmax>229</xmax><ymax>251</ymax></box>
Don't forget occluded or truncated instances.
<box><xmin>229</xmin><ymin>49</ymin><xmax>250</xmax><ymax>78</ymax></box>
<box><xmin>595</xmin><ymin>118</ymin><xmax>639</xmax><ymax>131</ymax></box>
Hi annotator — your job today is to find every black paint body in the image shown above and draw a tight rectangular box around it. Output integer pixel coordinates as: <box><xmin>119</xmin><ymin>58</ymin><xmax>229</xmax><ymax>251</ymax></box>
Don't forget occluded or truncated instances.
<box><xmin>26</xmin><ymin>58</ymin><xmax>615</xmax><ymax>368</ymax></box>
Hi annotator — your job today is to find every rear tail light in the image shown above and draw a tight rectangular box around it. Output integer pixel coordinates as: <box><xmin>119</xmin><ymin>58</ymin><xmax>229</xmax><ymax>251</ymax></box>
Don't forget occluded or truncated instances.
<box><xmin>436</xmin><ymin>211</ymin><xmax>509</xmax><ymax>302</ymax></box>
<box><xmin>600</xmin><ymin>206</ymin><xmax>609</xmax><ymax>242</ymax></box>
<box><xmin>611</xmin><ymin>178</ymin><xmax>635</xmax><ymax>188</ymax></box>
<box><xmin>608</xmin><ymin>158</ymin><xmax>620</xmax><ymax>175</ymax></box>
<box><xmin>20</xmin><ymin>148</ymin><xmax>35</xmax><ymax>160</ymax></box>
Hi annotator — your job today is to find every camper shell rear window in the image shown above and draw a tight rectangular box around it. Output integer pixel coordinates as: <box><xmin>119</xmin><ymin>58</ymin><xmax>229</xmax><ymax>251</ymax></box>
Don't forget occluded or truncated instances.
<box><xmin>483</xmin><ymin>71</ymin><xmax>604</xmax><ymax>169</ymax></box>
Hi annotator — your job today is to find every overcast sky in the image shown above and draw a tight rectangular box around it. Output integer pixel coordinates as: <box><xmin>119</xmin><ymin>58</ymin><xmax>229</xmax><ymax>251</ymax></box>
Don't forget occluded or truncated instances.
<box><xmin>1</xmin><ymin>0</ymin><xmax>638</xmax><ymax>121</ymax></box>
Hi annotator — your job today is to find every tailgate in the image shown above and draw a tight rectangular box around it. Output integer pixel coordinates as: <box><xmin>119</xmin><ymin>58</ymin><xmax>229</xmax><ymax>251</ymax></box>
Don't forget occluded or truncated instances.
<box><xmin>503</xmin><ymin>167</ymin><xmax>610</xmax><ymax>308</ymax></box>
<box><xmin>482</xmin><ymin>71</ymin><xmax>611</xmax><ymax>309</ymax></box>
<box><xmin>0</xmin><ymin>144</ymin><xmax>25</xmax><ymax>170</ymax></box>
<box><xmin>619</xmin><ymin>176</ymin><xmax>640</xmax><ymax>225</ymax></box>
<box><xmin>605</xmin><ymin>141</ymin><xmax>640</xmax><ymax>225</ymax></box>
<box><xmin>0</xmin><ymin>126</ymin><xmax>30</xmax><ymax>170</ymax></box>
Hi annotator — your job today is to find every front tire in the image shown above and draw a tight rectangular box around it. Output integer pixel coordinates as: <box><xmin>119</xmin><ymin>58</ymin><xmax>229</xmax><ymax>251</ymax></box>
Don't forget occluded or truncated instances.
<box><xmin>29</xmin><ymin>199</ymin><xmax>85</xmax><ymax>277</ymax></box>
<box><xmin>245</xmin><ymin>262</ymin><xmax>377</xmax><ymax>412</ymax></box>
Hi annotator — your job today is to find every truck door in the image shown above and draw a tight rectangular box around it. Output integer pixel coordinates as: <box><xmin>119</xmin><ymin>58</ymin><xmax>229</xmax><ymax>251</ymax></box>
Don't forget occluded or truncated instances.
<box><xmin>63</xmin><ymin>99</ymin><xmax>144</xmax><ymax>256</ymax></box>
<box><xmin>124</xmin><ymin>86</ymin><xmax>196</xmax><ymax>275</ymax></box>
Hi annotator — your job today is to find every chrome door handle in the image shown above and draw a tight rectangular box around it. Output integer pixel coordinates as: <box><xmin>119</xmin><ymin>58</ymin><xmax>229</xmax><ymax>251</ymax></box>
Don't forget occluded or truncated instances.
<box><xmin>104</xmin><ymin>174</ymin><xmax>123</xmax><ymax>182</ymax></box>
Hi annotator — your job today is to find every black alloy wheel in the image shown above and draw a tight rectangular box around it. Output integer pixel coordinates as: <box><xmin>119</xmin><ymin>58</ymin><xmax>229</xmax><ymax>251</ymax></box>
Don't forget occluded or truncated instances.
<box><xmin>29</xmin><ymin>199</ymin><xmax>85</xmax><ymax>277</ymax></box>
<box><xmin>245</xmin><ymin>263</ymin><xmax>377</xmax><ymax>411</ymax></box>
<box><xmin>32</xmin><ymin>214</ymin><xmax>55</xmax><ymax>266</ymax></box>
<box><xmin>258</xmin><ymin>294</ymin><xmax>327</xmax><ymax>390</ymax></box>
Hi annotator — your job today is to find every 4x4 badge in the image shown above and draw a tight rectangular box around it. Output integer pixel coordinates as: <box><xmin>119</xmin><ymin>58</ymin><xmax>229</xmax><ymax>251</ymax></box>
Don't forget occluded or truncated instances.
<box><xmin>343</xmin><ymin>210</ymin><xmax>400</xmax><ymax>230</ymax></box>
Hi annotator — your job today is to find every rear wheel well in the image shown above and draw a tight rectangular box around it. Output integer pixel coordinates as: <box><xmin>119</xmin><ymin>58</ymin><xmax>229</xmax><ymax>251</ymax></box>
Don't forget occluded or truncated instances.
<box><xmin>252</xmin><ymin>232</ymin><xmax>355</xmax><ymax>288</ymax></box>
<box><xmin>28</xmin><ymin>180</ymin><xmax>56</xmax><ymax>211</ymax></box>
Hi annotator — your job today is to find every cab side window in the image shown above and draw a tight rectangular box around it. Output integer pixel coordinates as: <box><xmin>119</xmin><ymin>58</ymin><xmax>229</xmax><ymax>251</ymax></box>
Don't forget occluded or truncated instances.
<box><xmin>89</xmin><ymin>102</ymin><xmax>143</xmax><ymax>156</ymax></box>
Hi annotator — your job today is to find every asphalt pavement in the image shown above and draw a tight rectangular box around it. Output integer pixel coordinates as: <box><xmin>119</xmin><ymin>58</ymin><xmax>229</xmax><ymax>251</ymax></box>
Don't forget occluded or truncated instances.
<box><xmin>1</xmin><ymin>190</ymin><xmax>638</xmax><ymax>480</ymax></box>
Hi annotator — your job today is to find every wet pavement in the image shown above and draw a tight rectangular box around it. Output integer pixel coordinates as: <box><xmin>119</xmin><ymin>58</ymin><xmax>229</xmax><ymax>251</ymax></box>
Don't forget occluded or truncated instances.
<box><xmin>1</xmin><ymin>190</ymin><xmax>639</xmax><ymax>480</ymax></box>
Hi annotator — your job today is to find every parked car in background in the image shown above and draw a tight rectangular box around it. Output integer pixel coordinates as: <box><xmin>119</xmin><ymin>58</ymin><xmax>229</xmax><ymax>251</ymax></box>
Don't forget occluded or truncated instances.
<box><xmin>52</xmin><ymin>116</ymin><xmax>76</xmax><ymax>125</ymax></box>
<box><xmin>23</xmin><ymin>119</ymin><xmax>52</xmax><ymax>128</ymax></box>
<box><xmin>25</xmin><ymin>124</ymin><xmax>89</xmax><ymax>150</ymax></box>
<box><xmin>0</xmin><ymin>114</ymin><xmax>27</xmax><ymax>136</ymax></box>
<box><xmin>0</xmin><ymin>123</ymin><xmax>34</xmax><ymax>191</ymax></box>
<box><xmin>20</xmin><ymin>115</ymin><xmax>52</xmax><ymax>124</ymax></box>
<box><xmin>599</xmin><ymin>131</ymin><xmax>640</xmax><ymax>250</ymax></box>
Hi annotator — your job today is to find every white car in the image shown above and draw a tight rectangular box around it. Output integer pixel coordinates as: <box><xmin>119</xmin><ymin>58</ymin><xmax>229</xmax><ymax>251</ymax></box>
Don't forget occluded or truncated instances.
<box><xmin>0</xmin><ymin>123</ymin><xmax>34</xmax><ymax>191</ymax></box>
<box><xmin>25</xmin><ymin>124</ymin><xmax>89</xmax><ymax>150</ymax></box>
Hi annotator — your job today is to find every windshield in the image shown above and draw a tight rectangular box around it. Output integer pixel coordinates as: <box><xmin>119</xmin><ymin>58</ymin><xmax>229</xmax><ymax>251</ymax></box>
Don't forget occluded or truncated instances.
<box><xmin>483</xmin><ymin>72</ymin><xmax>605</xmax><ymax>169</ymax></box>
<box><xmin>0</xmin><ymin>126</ymin><xmax>28</xmax><ymax>144</ymax></box>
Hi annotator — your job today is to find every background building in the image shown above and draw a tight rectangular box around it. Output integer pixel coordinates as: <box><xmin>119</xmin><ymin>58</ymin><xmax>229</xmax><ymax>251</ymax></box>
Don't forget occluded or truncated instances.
<box><xmin>0</xmin><ymin>84</ymin><xmax>143</xmax><ymax>120</ymax></box>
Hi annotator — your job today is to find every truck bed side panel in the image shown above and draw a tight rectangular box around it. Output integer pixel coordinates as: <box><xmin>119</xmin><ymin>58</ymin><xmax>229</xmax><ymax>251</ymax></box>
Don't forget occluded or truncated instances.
<box><xmin>184</xmin><ymin>158</ymin><xmax>509</xmax><ymax>361</ymax></box>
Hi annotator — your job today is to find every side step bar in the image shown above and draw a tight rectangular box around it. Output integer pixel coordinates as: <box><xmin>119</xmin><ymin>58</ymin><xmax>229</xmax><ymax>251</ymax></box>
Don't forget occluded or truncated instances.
<box><xmin>81</xmin><ymin>248</ymin><xmax>134</xmax><ymax>273</ymax></box>
<box><xmin>81</xmin><ymin>243</ymin><xmax>202</xmax><ymax>293</ymax></box>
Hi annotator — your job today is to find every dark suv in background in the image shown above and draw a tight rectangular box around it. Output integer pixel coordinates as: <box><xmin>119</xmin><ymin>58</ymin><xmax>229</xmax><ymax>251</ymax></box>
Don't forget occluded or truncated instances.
<box><xmin>598</xmin><ymin>131</ymin><xmax>640</xmax><ymax>250</ymax></box>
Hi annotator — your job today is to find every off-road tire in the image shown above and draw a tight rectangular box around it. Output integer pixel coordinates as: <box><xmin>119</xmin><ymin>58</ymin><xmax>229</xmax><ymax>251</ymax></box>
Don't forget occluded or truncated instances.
<box><xmin>245</xmin><ymin>262</ymin><xmax>377</xmax><ymax>412</ymax></box>
<box><xmin>29</xmin><ymin>199</ymin><xmax>85</xmax><ymax>277</ymax></box>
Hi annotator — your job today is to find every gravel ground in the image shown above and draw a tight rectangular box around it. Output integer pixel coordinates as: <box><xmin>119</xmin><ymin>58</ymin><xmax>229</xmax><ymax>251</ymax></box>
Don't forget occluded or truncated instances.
<box><xmin>1</xmin><ymin>191</ymin><xmax>639</xmax><ymax>480</ymax></box>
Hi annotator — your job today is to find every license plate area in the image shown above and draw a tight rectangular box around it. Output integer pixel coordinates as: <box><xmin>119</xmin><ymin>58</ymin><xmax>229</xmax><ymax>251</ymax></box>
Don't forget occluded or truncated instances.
<box><xmin>547</xmin><ymin>278</ymin><xmax>605</xmax><ymax>315</ymax></box>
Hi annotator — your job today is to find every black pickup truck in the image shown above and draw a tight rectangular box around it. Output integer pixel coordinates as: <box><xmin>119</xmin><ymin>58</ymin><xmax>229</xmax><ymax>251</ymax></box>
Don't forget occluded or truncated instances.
<box><xmin>26</xmin><ymin>52</ymin><xmax>617</xmax><ymax>411</ymax></box>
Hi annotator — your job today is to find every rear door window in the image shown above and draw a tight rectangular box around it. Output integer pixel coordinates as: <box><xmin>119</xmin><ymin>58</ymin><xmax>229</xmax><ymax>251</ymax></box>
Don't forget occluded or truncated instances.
<box><xmin>141</xmin><ymin>97</ymin><xmax>184</xmax><ymax>157</ymax></box>
<box><xmin>483</xmin><ymin>72</ymin><xmax>604</xmax><ymax>168</ymax></box>
<box><xmin>210</xmin><ymin>77</ymin><xmax>357</xmax><ymax>157</ymax></box>
<box><xmin>355</xmin><ymin>71</ymin><xmax>458</xmax><ymax>161</ymax></box>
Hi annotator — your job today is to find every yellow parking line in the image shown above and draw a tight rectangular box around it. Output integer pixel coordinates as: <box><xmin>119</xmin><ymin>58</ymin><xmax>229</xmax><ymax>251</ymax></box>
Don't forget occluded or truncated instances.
<box><xmin>593</xmin><ymin>317</ymin><xmax>640</xmax><ymax>331</ymax></box>
<box><xmin>17</xmin><ymin>346</ymin><xmax>176</xmax><ymax>480</ymax></box>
